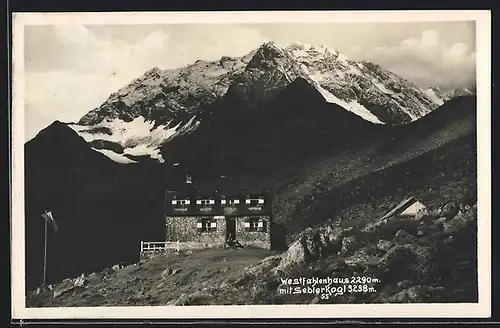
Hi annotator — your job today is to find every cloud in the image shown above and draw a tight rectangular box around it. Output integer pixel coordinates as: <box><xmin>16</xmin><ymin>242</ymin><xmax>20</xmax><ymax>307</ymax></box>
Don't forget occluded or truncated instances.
<box><xmin>163</xmin><ymin>24</ymin><xmax>270</xmax><ymax>63</ymax></box>
<box><xmin>24</xmin><ymin>26</ymin><xmax>169</xmax><ymax>140</ymax></box>
<box><xmin>352</xmin><ymin>29</ymin><xmax>476</xmax><ymax>89</ymax></box>
<box><xmin>25</xmin><ymin>70</ymin><xmax>124</xmax><ymax>140</ymax></box>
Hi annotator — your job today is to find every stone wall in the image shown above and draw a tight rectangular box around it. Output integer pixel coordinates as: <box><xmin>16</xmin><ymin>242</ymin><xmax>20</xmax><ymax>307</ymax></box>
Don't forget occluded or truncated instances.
<box><xmin>165</xmin><ymin>216</ymin><xmax>226</xmax><ymax>247</ymax></box>
<box><xmin>236</xmin><ymin>215</ymin><xmax>272</xmax><ymax>249</ymax></box>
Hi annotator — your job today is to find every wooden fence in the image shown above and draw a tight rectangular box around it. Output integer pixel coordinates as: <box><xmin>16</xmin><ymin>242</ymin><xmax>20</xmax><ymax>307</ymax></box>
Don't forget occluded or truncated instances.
<box><xmin>140</xmin><ymin>241</ymin><xmax>219</xmax><ymax>254</ymax></box>
<box><xmin>140</xmin><ymin>241</ymin><xmax>168</xmax><ymax>253</ymax></box>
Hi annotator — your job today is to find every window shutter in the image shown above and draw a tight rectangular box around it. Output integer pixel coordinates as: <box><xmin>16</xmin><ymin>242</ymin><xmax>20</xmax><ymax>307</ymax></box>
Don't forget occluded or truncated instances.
<box><xmin>196</xmin><ymin>218</ymin><xmax>202</xmax><ymax>232</ymax></box>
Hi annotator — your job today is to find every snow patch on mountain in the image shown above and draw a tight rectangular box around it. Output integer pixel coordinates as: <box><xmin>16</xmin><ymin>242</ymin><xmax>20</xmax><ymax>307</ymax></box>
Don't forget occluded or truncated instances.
<box><xmin>287</xmin><ymin>41</ymin><xmax>339</xmax><ymax>58</ymax></box>
<box><xmin>337</xmin><ymin>53</ymin><xmax>349</xmax><ymax>63</ymax></box>
<box><xmin>123</xmin><ymin>144</ymin><xmax>163</xmax><ymax>162</ymax></box>
<box><xmin>298</xmin><ymin>63</ymin><xmax>384</xmax><ymax>125</ymax></box>
<box><xmin>285</xmin><ymin>42</ymin><xmax>431</xmax><ymax>124</ymax></box>
<box><xmin>422</xmin><ymin>86</ymin><xmax>474</xmax><ymax>107</ymax></box>
<box><xmin>308</xmin><ymin>72</ymin><xmax>384</xmax><ymax>124</ymax></box>
<box><xmin>284</xmin><ymin>42</ymin><xmax>441</xmax><ymax>123</ymax></box>
<box><xmin>69</xmin><ymin>115</ymin><xmax>199</xmax><ymax>163</ymax></box>
<box><xmin>91</xmin><ymin>148</ymin><xmax>138</xmax><ymax>164</ymax></box>
<box><xmin>372</xmin><ymin>80</ymin><xmax>394</xmax><ymax>95</ymax></box>
<box><xmin>423</xmin><ymin>88</ymin><xmax>445</xmax><ymax>106</ymax></box>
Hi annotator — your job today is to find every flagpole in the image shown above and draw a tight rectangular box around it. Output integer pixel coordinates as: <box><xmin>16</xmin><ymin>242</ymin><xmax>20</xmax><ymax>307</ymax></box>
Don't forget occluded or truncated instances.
<box><xmin>43</xmin><ymin>216</ymin><xmax>47</xmax><ymax>286</ymax></box>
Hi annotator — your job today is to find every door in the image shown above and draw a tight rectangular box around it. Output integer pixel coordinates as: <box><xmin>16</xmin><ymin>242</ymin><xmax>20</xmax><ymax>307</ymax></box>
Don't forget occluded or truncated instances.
<box><xmin>226</xmin><ymin>217</ymin><xmax>236</xmax><ymax>241</ymax></box>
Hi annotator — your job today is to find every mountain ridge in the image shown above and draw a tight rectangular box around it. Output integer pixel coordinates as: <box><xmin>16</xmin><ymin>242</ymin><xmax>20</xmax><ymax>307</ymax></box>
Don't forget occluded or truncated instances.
<box><xmin>65</xmin><ymin>41</ymin><xmax>474</xmax><ymax>164</ymax></box>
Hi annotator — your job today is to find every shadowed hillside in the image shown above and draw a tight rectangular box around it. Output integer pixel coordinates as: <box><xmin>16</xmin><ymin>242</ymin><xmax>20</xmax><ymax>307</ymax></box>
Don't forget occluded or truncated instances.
<box><xmin>26</xmin><ymin>127</ymin><xmax>478</xmax><ymax>306</ymax></box>
<box><xmin>24</xmin><ymin>122</ymin><xmax>172</xmax><ymax>290</ymax></box>
<box><xmin>272</xmin><ymin>96</ymin><xmax>476</xmax><ymax>240</ymax></box>
<box><xmin>24</xmin><ymin>95</ymin><xmax>476</xmax><ymax>295</ymax></box>
<box><xmin>159</xmin><ymin>77</ymin><xmax>385</xmax><ymax>178</ymax></box>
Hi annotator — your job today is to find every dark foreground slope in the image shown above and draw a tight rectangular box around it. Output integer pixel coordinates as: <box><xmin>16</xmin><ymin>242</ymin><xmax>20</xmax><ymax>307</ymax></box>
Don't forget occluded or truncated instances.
<box><xmin>27</xmin><ymin>131</ymin><xmax>478</xmax><ymax>306</ymax></box>
<box><xmin>24</xmin><ymin>122</ymin><xmax>172</xmax><ymax>290</ymax></box>
<box><xmin>23</xmin><ymin>94</ymin><xmax>476</xmax><ymax>295</ymax></box>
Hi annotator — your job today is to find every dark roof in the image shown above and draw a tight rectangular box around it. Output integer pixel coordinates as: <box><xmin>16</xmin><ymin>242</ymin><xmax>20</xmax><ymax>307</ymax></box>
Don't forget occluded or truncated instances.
<box><xmin>166</xmin><ymin>176</ymin><xmax>273</xmax><ymax>196</ymax></box>
<box><xmin>378</xmin><ymin>196</ymin><xmax>421</xmax><ymax>221</ymax></box>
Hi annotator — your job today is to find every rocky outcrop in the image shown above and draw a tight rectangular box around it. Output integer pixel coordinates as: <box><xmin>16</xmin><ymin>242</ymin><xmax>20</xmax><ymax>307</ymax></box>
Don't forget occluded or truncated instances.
<box><xmin>78</xmin><ymin>52</ymin><xmax>255</xmax><ymax>126</ymax></box>
<box><xmin>231</xmin><ymin>200</ymin><xmax>478</xmax><ymax>304</ymax></box>
<box><xmin>274</xmin><ymin>226</ymin><xmax>345</xmax><ymax>273</ymax></box>
<box><xmin>171</xmin><ymin>291</ymin><xmax>217</xmax><ymax>306</ymax></box>
<box><xmin>423</xmin><ymin>85</ymin><xmax>475</xmax><ymax>106</ymax></box>
<box><xmin>442</xmin><ymin>204</ymin><xmax>476</xmax><ymax>234</ymax></box>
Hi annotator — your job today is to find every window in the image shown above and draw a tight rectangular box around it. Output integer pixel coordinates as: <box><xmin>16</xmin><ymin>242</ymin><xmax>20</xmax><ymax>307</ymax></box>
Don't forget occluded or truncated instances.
<box><xmin>245</xmin><ymin>198</ymin><xmax>265</xmax><ymax>205</ymax></box>
<box><xmin>221</xmin><ymin>199</ymin><xmax>240</xmax><ymax>205</ymax></box>
<box><xmin>172</xmin><ymin>199</ymin><xmax>190</xmax><ymax>205</ymax></box>
<box><xmin>196</xmin><ymin>199</ymin><xmax>215</xmax><ymax>205</ymax></box>
<box><xmin>197</xmin><ymin>218</ymin><xmax>217</xmax><ymax>232</ymax></box>
<box><xmin>244</xmin><ymin>217</ymin><xmax>267</xmax><ymax>232</ymax></box>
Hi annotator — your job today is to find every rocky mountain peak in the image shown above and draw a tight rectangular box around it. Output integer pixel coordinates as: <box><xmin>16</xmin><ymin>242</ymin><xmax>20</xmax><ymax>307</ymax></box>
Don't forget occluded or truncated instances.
<box><xmin>422</xmin><ymin>85</ymin><xmax>475</xmax><ymax>107</ymax></box>
<box><xmin>69</xmin><ymin>41</ymin><xmax>472</xmax><ymax>164</ymax></box>
<box><xmin>259</xmin><ymin>41</ymin><xmax>284</xmax><ymax>51</ymax></box>
<box><xmin>245</xmin><ymin>42</ymin><xmax>287</xmax><ymax>69</ymax></box>
<box><xmin>286</xmin><ymin>41</ymin><xmax>341</xmax><ymax>57</ymax></box>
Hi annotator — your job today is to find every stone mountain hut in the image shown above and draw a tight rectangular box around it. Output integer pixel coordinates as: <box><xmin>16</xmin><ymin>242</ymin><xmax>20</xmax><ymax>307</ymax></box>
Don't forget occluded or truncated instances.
<box><xmin>164</xmin><ymin>179</ymin><xmax>274</xmax><ymax>250</ymax></box>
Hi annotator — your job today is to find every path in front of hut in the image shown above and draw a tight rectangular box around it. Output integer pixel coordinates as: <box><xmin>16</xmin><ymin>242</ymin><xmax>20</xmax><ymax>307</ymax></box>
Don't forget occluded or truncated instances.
<box><xmin>26</xmin><ymin>247</ymin><xmax>279</xmax><ymax>307</ymax></box>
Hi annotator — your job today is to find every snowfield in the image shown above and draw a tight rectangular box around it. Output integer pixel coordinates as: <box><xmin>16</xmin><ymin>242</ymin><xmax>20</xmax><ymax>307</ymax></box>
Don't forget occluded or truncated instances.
<box><xmin>69</xmin><ymin>115</ymin><xmax>198</xmax><ymax>163</ymax></box>
<box><xmin>91</xmin><ymin>148</ymin><xmax>137</xmax><ymax>164</ymax></box>
<box><xmin>423</xmin><ymin>88</ymin><xmax>445</xmax><ymax>106</ymax></box>
<box><xmin>299</xmin><ymin>63</ymin><xmax>384</xmax><ymax>124</ymax></box>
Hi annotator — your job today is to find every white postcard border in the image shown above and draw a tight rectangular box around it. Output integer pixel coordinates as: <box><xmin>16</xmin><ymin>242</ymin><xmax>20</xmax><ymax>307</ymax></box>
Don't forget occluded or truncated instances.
<box><xmin>11</xmin><ymin>10</ymin><xmax>492</xmax><ymax>320</ymax></box>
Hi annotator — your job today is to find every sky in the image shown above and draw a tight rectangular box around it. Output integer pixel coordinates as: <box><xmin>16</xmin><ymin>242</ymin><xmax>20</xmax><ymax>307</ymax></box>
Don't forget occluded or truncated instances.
<box><xmin>23</xmin><ymin>21</ymin><xmax>476</xmax><ymax>141</ymax></box>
